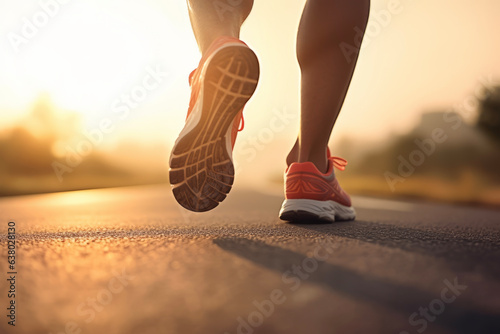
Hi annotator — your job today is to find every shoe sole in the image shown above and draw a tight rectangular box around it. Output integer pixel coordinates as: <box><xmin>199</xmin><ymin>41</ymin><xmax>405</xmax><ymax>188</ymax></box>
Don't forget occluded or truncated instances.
<box><xmin>279</xmin><ymin>199</ymin><xmax>356</xmax><ymax>223</ymax></box>
<box><xmin>169</xmin><ymin>44</ymin><xmax>260</xmax><ymax>212</ymax></box>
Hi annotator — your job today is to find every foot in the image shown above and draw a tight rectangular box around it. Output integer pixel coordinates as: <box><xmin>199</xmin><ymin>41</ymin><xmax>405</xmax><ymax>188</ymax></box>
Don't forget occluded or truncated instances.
<box><xmin>169</xmin><ymin>36</ymin><xmax>260</xmax><ymax>212</ymax></box>
<box><xmin>279</xmin><ymin>152</ymin><xmax>355</xmax><ymax>223</ymax></box>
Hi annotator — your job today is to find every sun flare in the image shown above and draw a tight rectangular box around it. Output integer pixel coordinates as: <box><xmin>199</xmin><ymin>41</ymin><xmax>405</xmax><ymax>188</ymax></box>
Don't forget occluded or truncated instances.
<box><xmin>9</xmin><ymin>1</ymin><xmax>197</xmax><ymax>125</ymax></box>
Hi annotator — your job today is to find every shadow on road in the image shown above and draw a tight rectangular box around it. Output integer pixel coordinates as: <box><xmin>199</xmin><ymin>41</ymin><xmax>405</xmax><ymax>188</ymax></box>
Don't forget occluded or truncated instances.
<box><xmin>214</xmin><ymin>237</ymin><xmax>500</xmax><ymax>334</ymax></box>
<box><xmin>291</xmin><ymin>220</ymin><xmax>500</xmax><ymax>280</ymax></box>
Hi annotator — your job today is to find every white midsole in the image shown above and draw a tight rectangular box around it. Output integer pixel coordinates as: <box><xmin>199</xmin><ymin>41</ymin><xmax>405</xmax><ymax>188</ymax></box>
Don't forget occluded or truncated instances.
<box><xmin>170</xmin><ymin>42</ymin><xmax>248</xmax><ymax>166</ymax></box>
<box><xmin>279</xmin><ymin>199</ymin><xmax>356</xmax><ymax>221</ymax></box>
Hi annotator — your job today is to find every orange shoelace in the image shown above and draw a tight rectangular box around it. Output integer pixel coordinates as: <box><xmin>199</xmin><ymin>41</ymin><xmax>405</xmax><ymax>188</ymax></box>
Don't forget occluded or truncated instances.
<box><xmin>237</xmin><ymin>115</ymin><xmax>244</xmax><ymax>131</ymax></box>
<box><xmin>330</xmin><ymin>156</ymin><xmax>348</xmax><ymax>171</ymax></box>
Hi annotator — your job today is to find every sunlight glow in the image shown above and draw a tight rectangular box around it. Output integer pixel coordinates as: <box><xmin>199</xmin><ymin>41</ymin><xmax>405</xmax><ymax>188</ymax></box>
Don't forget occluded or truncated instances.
<box><xmin>45</xmin><ymin>190</ymin><xmax>109</xmax><ymax>206</ymax></box>
<box><xmin>7</xmin><ymin>1</ymin><xmax>197</xmax><ymax>126</ymax></box>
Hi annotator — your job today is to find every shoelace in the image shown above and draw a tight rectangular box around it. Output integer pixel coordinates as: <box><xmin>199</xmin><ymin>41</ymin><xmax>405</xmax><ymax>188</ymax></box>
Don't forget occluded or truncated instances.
<box><xmin>237</xmin><ymin>115</ymin><xmax>244</xmax><ymax>131</ymax></box>
<box><xmin>189</xmin><ymin>68</ymin><xmax>245</xmax><ymax>132</ymax></box>
<box><xmin>330</xmin><ymin>156</ymin><xmax>348</xmax><ymax>171</ymax></box>
<box><xmin>188</xmin><ymin>69</ymin><xmax>197</xmax><ymax>86</ymax></box>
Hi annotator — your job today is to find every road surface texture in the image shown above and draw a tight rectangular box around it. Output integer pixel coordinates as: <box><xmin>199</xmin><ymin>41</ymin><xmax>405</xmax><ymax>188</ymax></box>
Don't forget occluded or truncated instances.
<box><xmin>0</xmin><ymin>184</ymin><xmax>499</xmax><ymax>334</ymax></box>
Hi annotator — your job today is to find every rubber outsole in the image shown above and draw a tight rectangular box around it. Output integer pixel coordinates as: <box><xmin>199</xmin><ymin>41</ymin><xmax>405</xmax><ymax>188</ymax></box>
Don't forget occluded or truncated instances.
<box><xmin>279</xmin><ymin>199</ymin><xmax>356</xmax><ymax>223</ymax></box>
<box><xmin>279</xmin><ymin>210</ymin><xmax>334</xmax><ymax>224</ymax></box>
<box><xmin>170</xmin><ymin>45</ymin><xmax>259</xmax><ymax>212</ymax></box>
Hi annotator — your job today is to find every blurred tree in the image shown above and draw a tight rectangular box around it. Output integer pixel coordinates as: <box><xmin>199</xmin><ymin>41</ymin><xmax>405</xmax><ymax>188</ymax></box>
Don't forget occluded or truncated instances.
<box><xmin>477</xmin><ymin>85</ymin><xmax>500</xmax><ymax>142</ymax></box>
<box><xmin>0</xmin><ymin>94</ymin><xmax>168</xmax><ymax>196</ymax></box>
<box><xmin>0</xmin><ymin>127</ymin><xmax>54</xmax><ymax>175</ymax></box>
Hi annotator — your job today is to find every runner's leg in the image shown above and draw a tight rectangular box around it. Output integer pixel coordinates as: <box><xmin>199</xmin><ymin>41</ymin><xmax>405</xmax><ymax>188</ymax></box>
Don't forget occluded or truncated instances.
<box><xmin>187</xmin><ymin>0</ymin><xmax>254</xmax><ymax>54</ymax></box>
<box><xmin>287</xmin><ymin>0</ymin><xmax>370</xmax><ymax>172</ymax></box>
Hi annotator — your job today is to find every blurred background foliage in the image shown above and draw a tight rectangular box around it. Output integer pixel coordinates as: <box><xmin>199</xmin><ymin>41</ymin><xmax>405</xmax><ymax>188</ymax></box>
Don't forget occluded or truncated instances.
<box><xmin>0</xmin><ymin>95</ymin><xmax>168</xmax><ymax>196</ymax></box>
<box><xmin>1</xmin><ymin>85</ymin><xmax>499</xmax><ymax>206</ymax></box>
<box><xmin>333</xmin><ymin>85</ymin><xmax>500</xmax><ymax>206</ymax></box>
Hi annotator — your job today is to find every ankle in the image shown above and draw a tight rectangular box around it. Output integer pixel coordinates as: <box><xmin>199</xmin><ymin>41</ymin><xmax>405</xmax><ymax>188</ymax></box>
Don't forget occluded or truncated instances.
<box><xmin>298</xmin><ymin>148</ymin><xmax>328</xmax><ymax>173</ymax></box>
<box><xmin>287</xmin><ymin>141</ymin><xmax>329</xmax><ymax>173</ymax></box>
<box><xmin>286</xmin><ymin>139</ymin><xmax>300</xmax><ymax>166</ymax></box>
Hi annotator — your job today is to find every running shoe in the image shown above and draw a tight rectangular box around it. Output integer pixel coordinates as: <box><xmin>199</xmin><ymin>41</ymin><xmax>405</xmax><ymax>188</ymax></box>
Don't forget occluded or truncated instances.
<box><xmin>279</xmin><ymin>151</ymin><xmax>356</xmax><ymax>223</ymax></box>
<box><xmin>169</xmin><ymin>36</ymin><xmax>260</xmax><ymax>212</ymax></box>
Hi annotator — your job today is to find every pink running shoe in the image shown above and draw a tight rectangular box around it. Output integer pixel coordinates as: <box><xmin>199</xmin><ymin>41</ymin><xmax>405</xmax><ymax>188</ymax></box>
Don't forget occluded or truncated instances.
<box><xmin>169</xmin><ymin>36</ymin><xmax>259</xmax><ymax>212</ymax></box>
<box><xmin>279</xmin><ymin>151</ymin><xmax>356</xmax><ymax>223</ymax></box>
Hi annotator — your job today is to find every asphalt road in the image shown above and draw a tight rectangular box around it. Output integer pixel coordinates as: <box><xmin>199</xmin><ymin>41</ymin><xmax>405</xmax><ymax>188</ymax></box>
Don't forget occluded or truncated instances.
<box><xmin>0</xmin><ymin>184</ymin><xmax>499</xmax><ymax>334</ymax></box>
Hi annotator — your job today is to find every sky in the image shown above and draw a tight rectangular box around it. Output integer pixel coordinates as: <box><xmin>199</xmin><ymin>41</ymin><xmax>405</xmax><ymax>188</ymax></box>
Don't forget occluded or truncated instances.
<box><xmin>0</xmin><ymin>0</ymin><xmax>499</xmax><ymax>152</ymax></box>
